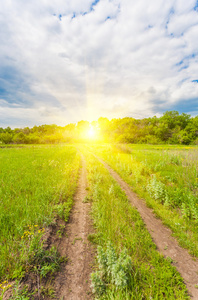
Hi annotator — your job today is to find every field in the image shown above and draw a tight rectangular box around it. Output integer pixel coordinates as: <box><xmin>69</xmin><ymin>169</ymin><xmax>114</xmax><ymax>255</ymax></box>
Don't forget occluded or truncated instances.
<box><xmin>88</xmin><ymin>144</ymin><xmax>198</xmax><ymax>257</ymax></box>
<box><xmin>0</xmin><ymin>145</ymin><xmax>80</xmax><ymax>295</ymax></box>
<box><xmin>0</xmin><ymin>144</ymin><xmax>197</xmax><ymax>299</ymax></box>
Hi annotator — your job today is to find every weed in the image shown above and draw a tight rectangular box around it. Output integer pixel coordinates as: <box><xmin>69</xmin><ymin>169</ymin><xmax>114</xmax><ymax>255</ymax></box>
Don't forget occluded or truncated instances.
<box><xmin>30</xmin><ymin>246</ymin><xmax>66</xmax><ymax>277</ymax></box>
<box><xmin>56</xmin><ymin>224</ymin><xmax>66</xmax><ymax>238</ymax></box>
<box><xmin>147</xmin><ymin>175</ymin><xmax>168</xmax><ymax>204</ymax></box>
<box><xmin>91</xmin><ymin>243</ymin><xmax>133</xmax><ymax>297</ymax></box>
<box><xmin>9</xmin><ymin>282</ymin><xmax>35</xmax><ymax>300</ymax></box>
<box><xmin>83</xmin><ymin>195</ymin><xmax>91</xmax><ymax>203</ymax></box>
<box><xmin>166</xmin><ymin>257</ymin><xmax>173</xmax><ymax>264</ymax></box>
<box><xmin>72</xmin><ymin>237</ymin><xmax>83</xmax><ymax>245</ymax></box>
<box><xmin>0</xmin><ymin>281</ymin><xmax>13</xmax><ymax>300</ymax></box>
<box><xmin>40</xmin><ymin>285</ymin><xmax>55</xmax><ymax>298</ymax></box>
<box><xmin>87</xmin><ymin>233</ymin><xmax>101</xmax><ymax>244</ymax></box>
<box><xmin>169</xmin><ymin>154</ymin><xmax>182</xmax><ymax>165</ymax></box>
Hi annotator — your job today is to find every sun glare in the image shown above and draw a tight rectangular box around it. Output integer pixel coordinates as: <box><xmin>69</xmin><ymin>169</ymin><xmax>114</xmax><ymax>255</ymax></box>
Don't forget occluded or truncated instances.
<box><xmin>88</xmin><ymin>125</ymin><xmax>95</xmax><ymax>138</ymax></box>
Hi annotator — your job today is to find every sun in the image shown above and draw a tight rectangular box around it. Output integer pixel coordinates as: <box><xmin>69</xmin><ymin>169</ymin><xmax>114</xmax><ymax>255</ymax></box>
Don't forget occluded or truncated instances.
<box><xmin>88</xmin><ymin>125</ymin><xmax>95</xmax><ymax>139</ymax></box>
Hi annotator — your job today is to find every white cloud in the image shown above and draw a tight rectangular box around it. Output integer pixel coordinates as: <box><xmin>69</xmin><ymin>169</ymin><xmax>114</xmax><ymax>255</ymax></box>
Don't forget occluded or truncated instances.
<box><xmin>174</xmin><ymin>0</ymin><xmax>196</xmax><ymax>14</ymax></box>
<box><xmin>0</xmin><ymin>0</ymin><xmax>198</xmax><ymax>127</ymax></box>
<box><xmin>167</xmin><ymin>10</ymin><xmax>198</xmax><ymax>36</ymax></box>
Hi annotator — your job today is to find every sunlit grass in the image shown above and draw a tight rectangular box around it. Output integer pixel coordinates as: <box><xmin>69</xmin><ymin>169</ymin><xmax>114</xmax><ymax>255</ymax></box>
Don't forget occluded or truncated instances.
<box><xmin>88</xmin><ymin>144</ymin><xmax>198</xmax><ymax>257</ymax></box>
<box><xmin>0</xmin><ymin>145</ymin><xmax>80</xmax><ymax>281</ymax></box>
<box><xmin>82</xmin><ymin>149</ymin><xmax>189</xmax><ymax>299</ymax></box>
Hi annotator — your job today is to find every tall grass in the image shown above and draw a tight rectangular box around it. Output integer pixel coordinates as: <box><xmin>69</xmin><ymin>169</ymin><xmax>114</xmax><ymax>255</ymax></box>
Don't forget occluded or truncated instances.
<box><xmin>89</xmin><ymin>144</ymin><xmax>198</xmax><ymax>256</ymax></box>
<box><xmin>0</xmin><ymin>145</ymin><xmax>80</xmax><ymax>281</ymax></box>
<box><xmin>84</xmin><ymin>151</ymin><xmax>189</xmax><ymax>299</ymax></box>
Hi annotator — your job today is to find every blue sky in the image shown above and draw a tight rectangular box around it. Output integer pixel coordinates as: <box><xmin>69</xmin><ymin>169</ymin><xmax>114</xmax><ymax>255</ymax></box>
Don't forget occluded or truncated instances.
<box><xmin>0</xmin><ymin>0</ymin><xmax>198</xmax><ymax>128</ymax></box>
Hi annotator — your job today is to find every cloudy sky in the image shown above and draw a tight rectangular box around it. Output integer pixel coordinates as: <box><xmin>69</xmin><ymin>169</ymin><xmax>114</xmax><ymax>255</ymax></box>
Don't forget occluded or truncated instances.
<box><xmin>0</xmin><ymin>0</ymin><xmax>198</xmax><ymax>128</ymax></box>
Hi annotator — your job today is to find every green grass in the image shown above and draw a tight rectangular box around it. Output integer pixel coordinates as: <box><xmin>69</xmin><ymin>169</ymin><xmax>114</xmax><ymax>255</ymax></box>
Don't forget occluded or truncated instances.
<box><xmin>88</xmin><ymin>144</ymin><xmax>198</xmax><ymax>257</ymax></box>
<box><xmin>1</xmin><ymin>143</ymin><xmax>196</xmax><ymax>298</ymax></box>
<box><xmin>83</xmin><ymin>150</ymin><xmax>189</xmax><ymax>299</ymax></box>
<box><xmin>0</xmin><ymin>145</ymin><xmax>80</xmax><ymax>282</ymax></box>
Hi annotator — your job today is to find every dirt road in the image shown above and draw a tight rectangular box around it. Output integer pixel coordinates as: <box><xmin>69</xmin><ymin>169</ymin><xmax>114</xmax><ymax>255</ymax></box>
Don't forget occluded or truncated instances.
<box><xmin>54</xmin><ymin>157</ymin><xmax>94</xmax><ymax>300</ymax></box>
<box><xmin>96</xmin><ymin>155</ymin><xmax>198</xmax><ymax>299</ymax></box>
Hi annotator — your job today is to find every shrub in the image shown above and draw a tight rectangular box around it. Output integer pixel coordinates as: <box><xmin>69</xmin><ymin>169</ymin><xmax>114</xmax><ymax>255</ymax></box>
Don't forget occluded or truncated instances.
<box><xmin>91</xmin><ymin>243</ymin><xmax>133</xmax><ymax>297</ymax></box>
<box><xmin>147</xmin><ymin>175</ymin><xmax>169</xmax><ymax>204</ymax></box>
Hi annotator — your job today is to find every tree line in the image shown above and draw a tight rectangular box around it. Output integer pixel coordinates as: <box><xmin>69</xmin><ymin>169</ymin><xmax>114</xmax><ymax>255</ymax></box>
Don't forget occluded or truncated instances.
<box><xmin>0</xmin><ymin>111</ymin><xmax>198</xmax><ymax>145</ymax></box>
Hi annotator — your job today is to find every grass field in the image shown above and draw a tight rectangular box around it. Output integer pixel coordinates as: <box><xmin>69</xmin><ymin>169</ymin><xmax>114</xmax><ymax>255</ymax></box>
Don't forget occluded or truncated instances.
<box><xmin>83</xmin><ymin>150</ymin><xmax>189</xmax><ymax>299</ymax></box>
<box><xmin>1</xmin><ymin>143</ymin><xmax>197</xmax><ymax>299</ymax></box>
<box><xmin>0</xmin><ymin>145</ymin><xmax>80</xmax><ymax>286</ymax></box>
<box><xmin>88</xmin><ymin>144</ymin><xmax>198</xmax><ymax>257</ymax></box>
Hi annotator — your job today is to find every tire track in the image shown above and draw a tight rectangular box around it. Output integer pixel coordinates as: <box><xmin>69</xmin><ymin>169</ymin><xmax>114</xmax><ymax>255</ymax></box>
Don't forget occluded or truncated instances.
<box><xmin>95</xmin><ymin>155</ymin><xmax>198</xmax><ymax>299</ymax></box>
<box><xmin>54</xmin><ymin>156</ymin><xmax>94</xmax><ymax>300</ymax></box>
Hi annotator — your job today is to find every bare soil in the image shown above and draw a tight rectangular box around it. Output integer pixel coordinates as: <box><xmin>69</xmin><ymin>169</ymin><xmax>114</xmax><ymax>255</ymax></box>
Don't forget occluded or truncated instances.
<box><xmin>53</xmin><ymin>156</ymin><xmax>95</xmax><ymax>300</ymax></box>
<box><xmin>97</xmin><ymin>156</ymin><xmax>198</xmax><ymax>299</ymax></box>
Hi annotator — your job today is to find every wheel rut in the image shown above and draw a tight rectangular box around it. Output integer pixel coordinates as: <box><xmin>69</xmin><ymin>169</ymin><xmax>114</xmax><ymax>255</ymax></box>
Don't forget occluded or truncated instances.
<box><xmin>95</xmin><ymin>155</ymin><xmax>198</xmax><ymax>299</ymax></box>
<box><xmin>54</xmin><ymin>156</ymin><xmax>94</xmax><ymax>300</ymax></box>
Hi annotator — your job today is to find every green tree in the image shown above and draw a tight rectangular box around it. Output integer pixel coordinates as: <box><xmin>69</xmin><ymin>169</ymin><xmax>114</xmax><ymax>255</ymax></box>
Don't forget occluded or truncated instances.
<box><xmin>13</xmin><ymin>132</ymin><xmax>27</xmax><ymax>144</ymax></box>
<box><xmin>0</xmin><ymin>132</ymin><xmax>12</xmax><ymax>144</ymax></box>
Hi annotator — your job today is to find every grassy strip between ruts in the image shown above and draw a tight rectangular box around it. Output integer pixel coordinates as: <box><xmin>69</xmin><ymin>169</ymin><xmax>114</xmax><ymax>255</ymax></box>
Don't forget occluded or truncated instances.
<box><xmin>84</xmin><ymin>150</ymin><xmax>189</xmax><ymax>299</ymax></box>
<box><xmin>0</xmin><ymin>145</ymin><xmax>80</xmax><ymax>292</ymax></box>
<box><xmin>89</xmin><ymin>144</ymin><xmax>198</xmax><ymax>258</ymax></box>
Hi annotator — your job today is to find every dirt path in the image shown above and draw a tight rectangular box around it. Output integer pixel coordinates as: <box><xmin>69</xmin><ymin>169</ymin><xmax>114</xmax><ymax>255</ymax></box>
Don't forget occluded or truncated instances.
<box><xmin>96</xmin><ymin>156</ymin><xmax>198</xmax><ymax>299</ymax></box>
<box><xmin>54</xmin><ymin>156</ymin><xmax>94</xmax><ymax>300</ymax></box>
